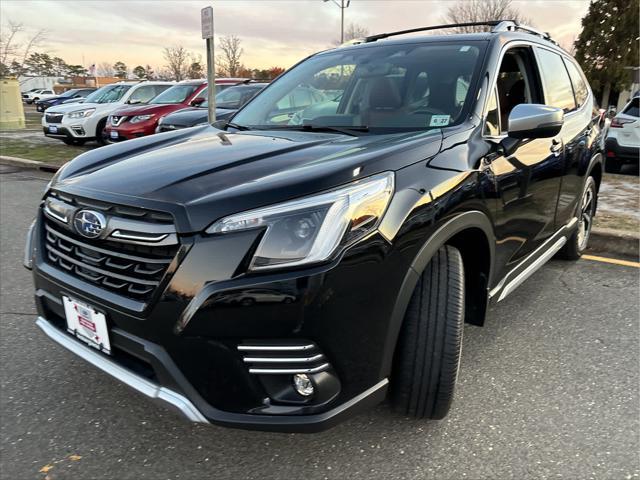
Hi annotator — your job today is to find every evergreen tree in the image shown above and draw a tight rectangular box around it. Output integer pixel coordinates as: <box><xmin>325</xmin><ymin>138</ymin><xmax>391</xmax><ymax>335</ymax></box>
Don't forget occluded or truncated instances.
<box><xmin>574</xmin><ymin>0</ymin><xmax>639</xmax><ymax>106</ymax></box>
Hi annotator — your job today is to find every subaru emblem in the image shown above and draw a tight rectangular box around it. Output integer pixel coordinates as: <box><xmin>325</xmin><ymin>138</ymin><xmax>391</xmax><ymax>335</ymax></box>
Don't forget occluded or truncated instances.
<box><xmin>73</xmin><ymin>210</ymin><xmax>106</xmax><ymax>239</ymax></box>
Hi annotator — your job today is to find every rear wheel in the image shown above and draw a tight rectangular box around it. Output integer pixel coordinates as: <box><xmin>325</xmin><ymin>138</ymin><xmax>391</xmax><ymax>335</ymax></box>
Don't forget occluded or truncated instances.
<box><xmin>558</xmin><ymin>176</ymin><xmax>597</xmax><ymax>260</ymax></box>
<box><xmin>392</xmin><ymin>245</ymin><xmax>465</xmax><ymax>420</ymax></box>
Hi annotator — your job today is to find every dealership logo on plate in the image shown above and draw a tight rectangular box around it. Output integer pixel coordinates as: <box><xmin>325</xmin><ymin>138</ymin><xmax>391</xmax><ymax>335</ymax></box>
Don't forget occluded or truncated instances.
<box><xmin>73</xmin><ymin>210</ymin><xmax>106</xmax><ymax>239</ymax></box>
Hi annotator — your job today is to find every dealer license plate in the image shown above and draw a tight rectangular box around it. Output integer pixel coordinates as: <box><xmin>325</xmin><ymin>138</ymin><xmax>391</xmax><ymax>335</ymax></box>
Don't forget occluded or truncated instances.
<box><xmin>62</xmin><ymin>296</ymin><xmax>111</xmax><ymax>355</ymax></box>
<box><xmin>48</xmin><ymin>126</ymin><xmax>58</xmax><ymax>134</ymax></box>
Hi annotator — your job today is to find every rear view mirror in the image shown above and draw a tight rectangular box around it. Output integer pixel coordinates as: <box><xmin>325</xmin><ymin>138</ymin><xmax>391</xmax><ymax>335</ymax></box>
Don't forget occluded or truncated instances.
<box><xmin>190</xmin><ymin>97</ymin><xmax>206</xmax><ymax>107</ymax></box>
<box><xmin>507</xmin><ymin>104</ymin><xmax>564</xmax><ymax>139</ymax></box>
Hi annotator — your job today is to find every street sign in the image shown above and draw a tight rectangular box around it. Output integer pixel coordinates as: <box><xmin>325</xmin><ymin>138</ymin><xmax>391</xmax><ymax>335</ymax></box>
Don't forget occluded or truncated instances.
<box><xmin>201</xmin><ymin>6</ymin><xmax>214</xmax><ymax>39</ymax></box>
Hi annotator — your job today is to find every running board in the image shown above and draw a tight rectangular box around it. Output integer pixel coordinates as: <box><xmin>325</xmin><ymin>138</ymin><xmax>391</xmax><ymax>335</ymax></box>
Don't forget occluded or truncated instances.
<box><xmin>496</xmin><ymin>236</ymin><xmax>566</xmax><ymax>301</ymax></box>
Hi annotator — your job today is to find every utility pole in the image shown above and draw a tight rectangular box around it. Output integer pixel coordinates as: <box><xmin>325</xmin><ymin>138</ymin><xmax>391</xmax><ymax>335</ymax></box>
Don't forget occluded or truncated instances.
<box><xmin>324</xmin><ymin>0</ymin><xmax>351</xmax><ymax>44</ymax></box>
<box><xmin>201</xmin><ymin>6</ymin><xmax>216</xmax><ymax>124</ymax></box>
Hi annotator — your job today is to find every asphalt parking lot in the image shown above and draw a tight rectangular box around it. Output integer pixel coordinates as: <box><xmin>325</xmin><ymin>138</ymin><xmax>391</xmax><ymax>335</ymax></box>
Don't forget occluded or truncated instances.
<box><xmin>1</xmin><ymin>165</ymin><xmax>638</xmax><ymax>480</ymax></box>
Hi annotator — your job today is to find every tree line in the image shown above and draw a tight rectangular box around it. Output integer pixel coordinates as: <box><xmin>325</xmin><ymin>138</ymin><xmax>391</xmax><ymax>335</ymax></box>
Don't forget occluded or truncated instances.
<box><xmin>0</xmin><ymin>23</ymin><xmax>286</xmax><ymax>82</ymax></box>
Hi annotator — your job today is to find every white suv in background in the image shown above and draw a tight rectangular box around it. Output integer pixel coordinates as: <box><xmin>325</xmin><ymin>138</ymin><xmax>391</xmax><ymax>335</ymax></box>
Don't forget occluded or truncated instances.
<box><xmin>42</xmin><ymin>81</ymin><xmax>173</xmax><ymax>145</ymax></box>
<box><xmin>23</xmin><ymin>89</ymin><xmax>57</xmax><ymax>104</ymax></box>
<box><xmin>604</xmin><ymin>95</ymin><xmax>640</xmax><ymax>173</ymax></box>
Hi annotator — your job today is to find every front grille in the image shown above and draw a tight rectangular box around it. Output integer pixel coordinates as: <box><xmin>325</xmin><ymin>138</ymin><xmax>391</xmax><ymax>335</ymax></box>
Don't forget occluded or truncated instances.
<box><xmin>46</xmin><ymin>113</ymin><xmax>63</xmax><ymax>124</ymax></box>
<box><xmin>43</xmin><ymin>221</ymin><xmax>176</xmax><ymax>301</ymax></box>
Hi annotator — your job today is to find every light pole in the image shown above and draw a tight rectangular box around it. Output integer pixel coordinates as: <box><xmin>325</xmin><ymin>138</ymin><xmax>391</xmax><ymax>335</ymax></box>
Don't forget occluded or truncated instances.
<box><xmin>323</xmin><ymin>0</ymin><xmax>351</xmax><ymax>44</ymax></box>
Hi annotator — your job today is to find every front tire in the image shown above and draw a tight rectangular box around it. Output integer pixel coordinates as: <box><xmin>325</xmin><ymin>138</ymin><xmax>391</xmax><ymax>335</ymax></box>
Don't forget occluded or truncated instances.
<box><xmin>392</xmin><ymin>245</ymin><xmax>465</xmax><ymax>420</ymax></box>
<box><xmin>558</xmin><ymin>176</ymin><xmax>597</xmax><ymax>260</ymax></box>
<box><xmin>96</xmin><ymin>118</ymin><xmax>107</xmax><ymax>146</ymax></box>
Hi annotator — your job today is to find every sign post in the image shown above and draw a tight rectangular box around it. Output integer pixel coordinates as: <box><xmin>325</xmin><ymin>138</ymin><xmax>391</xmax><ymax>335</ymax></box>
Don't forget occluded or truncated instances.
<box><xmin>201</xmin><ymin>6</ymin><xmax>216</xmax><ymax>124</ymax></box>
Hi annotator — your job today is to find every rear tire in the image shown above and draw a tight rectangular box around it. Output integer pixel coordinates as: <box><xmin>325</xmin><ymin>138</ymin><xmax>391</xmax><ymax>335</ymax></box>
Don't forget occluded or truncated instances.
<box><xmin>558</xmin><ymin>176</ymin><xmax>597</xmax><ymax>260</ymax></box>
<box><xmin>392</xmin><ymin>245</ymin><xmax>465</xmax><ymax>420</ymax></box>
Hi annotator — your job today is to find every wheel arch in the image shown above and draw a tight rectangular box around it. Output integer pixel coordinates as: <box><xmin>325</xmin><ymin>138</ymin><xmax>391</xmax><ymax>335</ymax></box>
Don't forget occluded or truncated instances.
<box><xmin>379</xmin><ymin>210</ymin><xmax>495</xmax><ymax>379</ymax></box>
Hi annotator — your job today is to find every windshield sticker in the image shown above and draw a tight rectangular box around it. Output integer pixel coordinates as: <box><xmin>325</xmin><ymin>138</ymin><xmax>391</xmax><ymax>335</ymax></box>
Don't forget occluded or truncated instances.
<box><xmin>460</xmin><ymin>46</ymin><xmax>471</xmax><ymax>52</ymax></box>
<box><xmin>429</xmin><ymin>115</ymin><xmax>450</xmax><ymax>127</ymax></box>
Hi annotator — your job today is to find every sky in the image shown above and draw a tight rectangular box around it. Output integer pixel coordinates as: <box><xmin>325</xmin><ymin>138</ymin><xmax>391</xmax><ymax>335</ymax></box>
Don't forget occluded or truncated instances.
<box><xmin>1</xmin><ymin>0</ymin><xmax>590</xmax><ymax>72</ymax></box>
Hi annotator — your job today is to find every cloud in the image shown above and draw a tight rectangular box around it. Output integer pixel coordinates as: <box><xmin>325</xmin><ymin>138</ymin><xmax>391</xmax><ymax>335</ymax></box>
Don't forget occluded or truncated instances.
<box><xmin>0</xmin><ymin>0</ymin><xmax>590</xmax><ymax>69</ymax></box>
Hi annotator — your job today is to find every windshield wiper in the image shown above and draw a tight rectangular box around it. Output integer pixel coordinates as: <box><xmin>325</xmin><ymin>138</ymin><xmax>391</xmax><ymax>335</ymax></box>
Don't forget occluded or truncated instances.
<box><xmin>263</xmin><ymin>124</ymin><xmax>369</xmax><ymax>136</ymax></box>
<box><xmin>226</xmin><ymin>122</ymin><xmax>251</xmax><ymax>131</ymax></box>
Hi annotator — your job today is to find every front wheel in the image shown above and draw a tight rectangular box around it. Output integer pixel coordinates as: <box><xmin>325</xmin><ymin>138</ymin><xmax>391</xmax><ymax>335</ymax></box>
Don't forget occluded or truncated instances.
<box><xmin>391</xmin><ymin>245</ymin><xmax>465</xmax><ymax>420</ymax></box>
<box><xmin>95</xmin><ymin>119</ymin><xmax>107</xmax><ymax>146</ymax></box>
<box><xmin>558</xmin><ymin>176</ymin><xmax>597</xmax><ymax>260</ymax></box>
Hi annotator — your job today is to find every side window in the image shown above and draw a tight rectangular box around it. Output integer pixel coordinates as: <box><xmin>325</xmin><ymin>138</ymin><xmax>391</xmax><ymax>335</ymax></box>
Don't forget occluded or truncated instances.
<box><xmin>129</xmin><ymin>85</ymin><xmax>159</xmax><ymax>104</ymax></box>
<box><xmin>484</xmin><ymin>87</ymin><xmax>501</xmax><ymax>136</ymax></box>
<box><xmin>622</xmin><ymin>97</ymin><xmax>639</xmax><ymax>117</ymax></box>
<box><xmin>493</xmin><ymin>48</ymin><xmax>538</xmax><ymax>132</ymax></box>
<box><xmin>536</xmin><ymin>48</ymin><xmax>576</xmax><ymax>112</ymax></box>
<box><xmin>563</xmin><ymin>60</ymin><xmax>589</xmax><ymax>108</ymax></box>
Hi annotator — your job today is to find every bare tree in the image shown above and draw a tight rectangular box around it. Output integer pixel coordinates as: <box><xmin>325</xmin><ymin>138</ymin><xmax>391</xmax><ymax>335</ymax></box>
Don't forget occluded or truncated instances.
<box><xmin>97</xmin><ymin>61</ymin><xmax>115</xmax><ymax>76</ymax></box>
<box><xmin>0</xmin><ymin>20</ymin><xmax>47</xmax><ymax>75</ymax></box>
<box><xmin>216</xmin><ymin>35</ymin><xmax>243</xmax><ymax>77</ymax></box>
<box><xmin>332</xmin><ymin>23</ymin><xmax>369</xmax><ymax>45</ymax></box>
<box><xmin>443</xmin><ymin>0</ymin><xmax>531</xmax><ymax>32</ymax></box>
<box><xmin>163</xmin><ymin>45</ymin><xmax>190</xmax><ymax>81</ymax></box>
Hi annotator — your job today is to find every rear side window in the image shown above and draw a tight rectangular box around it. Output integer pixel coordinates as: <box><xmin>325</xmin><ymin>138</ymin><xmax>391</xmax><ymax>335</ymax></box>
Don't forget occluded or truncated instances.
<box><xmin>563</xmin><ymin>60</ymin><xmax>589</xmax><ymax>108</ymax></box>
<box><xmin>623</xmin><ymin>97</ymin><xmax>639</xmax><ymax>117</ymax></box>
<box><xmin>536</xmin><ymin>48</ymin><xmax>576</xmax><ymax>112</ymax></box>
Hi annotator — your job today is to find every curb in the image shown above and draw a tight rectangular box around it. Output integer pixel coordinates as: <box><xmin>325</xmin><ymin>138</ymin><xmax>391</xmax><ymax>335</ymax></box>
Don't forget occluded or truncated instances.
<box><xmin>588</xmin><ymin>227</ymin><xmax>639</xmax><ymax>260</ymax></box>
<box><xmin>0</xmin><ymin>155</ymin><xmax>61</xmax><ymax>172</ymax></box>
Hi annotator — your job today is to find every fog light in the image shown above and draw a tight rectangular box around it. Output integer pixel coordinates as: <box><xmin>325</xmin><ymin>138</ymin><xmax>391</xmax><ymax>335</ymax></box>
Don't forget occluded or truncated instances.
<box><xmin>293</xmin><ymin>373</ymin><xmax>314</xmax><ymax>396</ymax></box>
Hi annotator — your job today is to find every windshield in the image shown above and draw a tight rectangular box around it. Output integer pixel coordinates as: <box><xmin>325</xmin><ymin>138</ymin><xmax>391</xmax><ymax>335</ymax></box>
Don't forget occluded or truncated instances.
<box><xmin>83</xmin><ymin>84</ymin><xmax>132</xmax><ymax>104</ymax></box>
<box><xmin>204</xmin><ymin>86</ymin><xmax>263</xmax><ymax>109</ymax></box>
<box><xmin>232</xmin><ymin>42</ymin><xmax>483</xmax><ymax>132</ymax></box>
<box><xmin>150</xmin><ymin>84</ymin><xmax>200</xmax><ymax>104</ymax></box>
<box><xmin>191</xmin><ymin>84</ymin><xmax>236</xmax><ymax>108</ymax></box>
<box><xmin>59</xmin><ymin>89</ymin><xmax>80</xmax><ymax>98</ymax></box>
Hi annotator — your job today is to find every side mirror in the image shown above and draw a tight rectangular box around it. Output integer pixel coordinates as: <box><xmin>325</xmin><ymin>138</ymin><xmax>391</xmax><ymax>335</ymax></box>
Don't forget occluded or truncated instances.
<box><xmin>127</xmin><ymin>99</ymin><xmax>142</xmax><ymax>105</ymax></box>
<box><xmin>507</xmin><ymin>104</ymin><xmax>564</xmax><ymax>139</ymax></box>
<box><xmin>498</xmin><ymin>104</ymin><xmax>564</xmax><ymax>157</ymax></box>
<box><xmin>190</xmin><ymin>97</ymin><xmax>206</xmax><ymax>107</ymax></box>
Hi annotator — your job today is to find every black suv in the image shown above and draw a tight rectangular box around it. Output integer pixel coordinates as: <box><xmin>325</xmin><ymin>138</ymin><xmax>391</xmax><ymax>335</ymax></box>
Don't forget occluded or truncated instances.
<box><xmin>26</xmin><ymin>21</ymin><xmax>603</xmax><ymax>432</ymax></box>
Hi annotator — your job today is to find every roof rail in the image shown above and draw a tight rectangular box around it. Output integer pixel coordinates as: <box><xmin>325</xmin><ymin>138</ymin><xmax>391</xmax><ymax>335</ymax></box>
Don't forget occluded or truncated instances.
<box><xmin>492</xmin><ymin>20</ymin><xmax>557</xmax><ymax>45</ymax></box>
<box><xmin>363</xmin><ymin>20</ymin><xmax>556</xmax><ymax>45</ymax></box>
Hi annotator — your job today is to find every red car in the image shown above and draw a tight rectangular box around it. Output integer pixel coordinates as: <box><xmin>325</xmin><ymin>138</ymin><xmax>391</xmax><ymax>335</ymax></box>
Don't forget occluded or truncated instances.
<box><xmin>104</xmin><ymin>78</ymin><xmax>246</xmax><ymax>142</ymax></box>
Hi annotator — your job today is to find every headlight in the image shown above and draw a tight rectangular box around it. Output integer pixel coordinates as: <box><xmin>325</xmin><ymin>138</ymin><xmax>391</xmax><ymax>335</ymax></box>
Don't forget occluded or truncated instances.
<box><xmin>207</xmin><ymin>172</ymin><xmax>394</xmax><ymax>270</ymax></box>
<box><xmin>67</xmin><ymin>108</ymin><xmax>95</xmax><ymax>119</ymax></box>
<box><xmin>130</xmin><ymin>114</ymin><xmax>154</xmax><ymax>124</ymax></box>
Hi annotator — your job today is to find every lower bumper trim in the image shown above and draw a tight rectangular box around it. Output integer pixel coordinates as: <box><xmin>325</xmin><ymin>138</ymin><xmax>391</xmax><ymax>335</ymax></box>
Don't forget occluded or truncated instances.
<box><xmin>35</xmin><ymin>316</ymin><xmax>209</xmax><ymax>423</ymax></box>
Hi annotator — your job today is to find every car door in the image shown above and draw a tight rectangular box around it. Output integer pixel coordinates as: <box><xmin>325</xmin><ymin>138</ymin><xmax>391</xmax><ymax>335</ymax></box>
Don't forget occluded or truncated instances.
<box><xmin>484</xmin><ymin>45</ymin><xmax>565</xmax><ymax>277</ymax></box>
<box><xmin>535</xmin><ymin>48</ymin><xmax>591</xmax><ymax>227</ymax></box>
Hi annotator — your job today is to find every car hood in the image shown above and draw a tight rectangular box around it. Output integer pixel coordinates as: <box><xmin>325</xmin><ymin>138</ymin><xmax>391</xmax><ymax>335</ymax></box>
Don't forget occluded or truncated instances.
<box><xmin>110</xmin><ymin>103</ymin><xmax>179</xmax><ymax>117</ymax></box>
<box><xmin>162</xmin><ymin>107</ymin><xmax>237</xmax><ymax>126</ymax></box>
<box><xmin>53</xmin><ymin>126</ymin><xmax>443</xmax><ymax>233</ymax></box>
<box><xmin>48</xmin><ymin>102</ymin><xmax>121</xmax><ymax>114</ymax></box>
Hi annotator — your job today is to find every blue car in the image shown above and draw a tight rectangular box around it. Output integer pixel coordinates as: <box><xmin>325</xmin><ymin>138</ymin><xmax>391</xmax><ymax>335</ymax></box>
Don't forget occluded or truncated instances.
<box><xmin>35</xmin><ymin>88</ymin><xmax>96</xmax><ymax>112</ymax></box>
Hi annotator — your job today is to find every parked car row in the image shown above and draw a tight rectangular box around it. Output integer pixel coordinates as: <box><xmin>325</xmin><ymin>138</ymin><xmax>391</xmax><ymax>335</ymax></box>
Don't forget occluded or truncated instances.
<box><xmin>36</xmin><ymin>88</ymin><xmax>96</xmax><ymax>112</ymax></box>
<box><xmin>40</xmin><ymin>78</ymin><xmax>268</xmax><ymax>146</ymax></box>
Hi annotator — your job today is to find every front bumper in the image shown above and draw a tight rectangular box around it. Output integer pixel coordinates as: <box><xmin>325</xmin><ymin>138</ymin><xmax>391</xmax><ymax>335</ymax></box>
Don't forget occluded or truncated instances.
<box><xmin>35</xmin><ymin>315</ymin><xmax>388</xmax><ymax>431</ymax></box>
<box><xmin>29</xmin><ymin>208</ymin><xmax>406</xmax><ymax>432</ymax></box>
<box><xmin>104</xmin><ymin>122</ymin><xmax>157</xmax><ymax>142</ymax></box>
